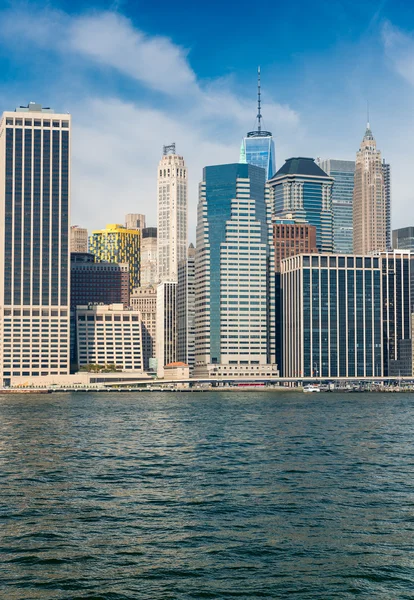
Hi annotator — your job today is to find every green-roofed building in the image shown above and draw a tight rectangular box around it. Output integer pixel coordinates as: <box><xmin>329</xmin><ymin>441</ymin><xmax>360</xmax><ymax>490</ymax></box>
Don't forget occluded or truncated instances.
<box><xmin>268</xmin><ymin>157</ymin><xmax>334</xmax><ymax>253</ymax></box>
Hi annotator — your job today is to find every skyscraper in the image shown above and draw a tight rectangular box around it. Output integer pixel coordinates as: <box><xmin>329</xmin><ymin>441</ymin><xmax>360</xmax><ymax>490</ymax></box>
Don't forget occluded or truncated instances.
<box><xmin>0</xmin><ymin>102</ymin><xmax>71</xmax><ymax>386</ymax></box>
<box><xmin>194</xmin><ymin>163</ymin><xmax>277</xmax><ymax>378</ymax></box>
<box><xmin>392</xmin><ymin>227</ymin><xmax>414</xmax><ymax>251</ymax></box>
<box><xmin>316</xmin><ymin>159</ymin><xmax>355</xmax><ymax>254</ymax></box>
<box><xmin>281</xmin><ymin>254</ymin><xmax>383</xmax><ymax>378</ymax></box>
<box><xmin>177</xmin><ymin>243</ymin><xmax>195</xmax><ymax>372</ymax></box>
<box><xmin>130</xmin><ymin>285</ymin><xmax>157</xmax><ymax>371</ymax></box>
<box><xmin>281</xmin><ymin>251</ymin><xmax>413</xmax><ymax>378</ymax></box>
<box><xmin>125</xmin><ymin>213</ymin><xmax>146</xmax><ymax>231</ymax></box>
<box><xmin>140</xmin><ymin>227</ymin><xmax>157</xmax><ymax>287</ymax></box>
<box><xmin>382</xmin><ymin>160</ymin><xmax>392</xmax><ymax>250</ymax></box>
<box><xmin>353</xmin><ymin>123</ymin><xmax>387</xmax><ymax>254</ymax></box>
<box><xmin>272</xmin><ymin>216</ymin><xmax>318</xmax><ymax>272</ymax></box>
<box><xmin>157</xmin><ymin>144</ymin><xmax>188</xmax><ymax>283</ymax></box>
<box><xmin>70</xmin><ymin>253</ymin><xmax>130</xmax><ymax>309</ymax></box>
<box><xmin>156</xmin><ymin>281</ymin><xmax>177</xmax><ymax>377</ymax></box>
<box><xmin>269</xmin><ymin>157</ymin><xmax>334</xmax><ymax>252</ymax></box>
<box><xmin>70</xmin><ymin>225</ymin><xmax>88</xmax><ymax>253</ymax></box>
<box><xmin>273</xmin><ymin>216</ymin><xmax>318</xmax><ymax>375</ymax></box>
<box><xmin>240</xmin><ymin>68</ymin><xmax>276</xmax><ymax>180</ymax></box>
<box><xmin>89</xmin><ymin>224</ymin><xmax>140</xmax><ymax>292</ymax></box>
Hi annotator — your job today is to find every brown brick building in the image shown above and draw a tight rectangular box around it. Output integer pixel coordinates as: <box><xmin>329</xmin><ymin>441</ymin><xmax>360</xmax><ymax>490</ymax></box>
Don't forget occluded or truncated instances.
<box><xmin>273</xmin><ymin>217</ymin><xmax>318</xmax><ymax>272</ymax></box>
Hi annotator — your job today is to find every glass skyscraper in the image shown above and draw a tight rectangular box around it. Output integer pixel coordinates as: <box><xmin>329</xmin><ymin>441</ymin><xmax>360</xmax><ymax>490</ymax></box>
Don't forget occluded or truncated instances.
<box><xmin>281</xmin><ymin>251</ymin><xmax>413</xmax><ymax>379</ymax></box>
<box><xmin>269</xmin><ymin>157</ymin><xmax>334</xmax><ymax>252</ymax></box>
<box><xmin>392</xmin><ymin>227</ymin><xmax>414</xmax><ymax>250</ymax></box>
<box><xmin>194</xmin><ymin>163</ymin><xmax>278</xmax><ymax>379</ymax></box>
<box><xmin>0</xmin><ymin>102</ymin><xmax>71</xmax><ymax>386</ymax></box>
<box><xmin>241</xmin><ymin>135</ymin><xmax>276</xmax><ymax>181</ymax></box>
<box><xmin>240</xmin><ymin>68</ymin><xmax>276</xmax><ymax>180</ymax></box>
<box><xmin>317</xmin><ymin>159</ymin><xmax>355</xmax><ymax>253</ymax></box>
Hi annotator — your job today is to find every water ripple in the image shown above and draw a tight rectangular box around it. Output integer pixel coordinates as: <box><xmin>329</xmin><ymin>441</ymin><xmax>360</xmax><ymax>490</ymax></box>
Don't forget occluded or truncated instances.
<box><xmin>0</xmin><ymin>391</ymin><xmax>413</xmax><ymax>599</ymax></box>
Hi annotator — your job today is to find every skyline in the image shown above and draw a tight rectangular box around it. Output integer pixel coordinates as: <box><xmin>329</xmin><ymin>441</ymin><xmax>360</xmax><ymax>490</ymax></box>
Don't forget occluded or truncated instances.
<box><xmin>1</xmin><ymin>2</ymin><xmax>414</xmax><ymax>236</ymax></box>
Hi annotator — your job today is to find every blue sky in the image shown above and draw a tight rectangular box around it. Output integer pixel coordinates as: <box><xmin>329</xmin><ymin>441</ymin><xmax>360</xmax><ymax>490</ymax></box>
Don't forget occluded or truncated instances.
<box><xmin>0</xmin><ymin>0</ymin><xmax>414</xmax><ymax>236</ymax></box>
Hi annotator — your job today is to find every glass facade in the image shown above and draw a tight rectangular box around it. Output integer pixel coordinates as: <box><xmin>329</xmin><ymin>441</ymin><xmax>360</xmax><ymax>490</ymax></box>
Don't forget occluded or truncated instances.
<box><xmin>269</xmin><ymin>158</ymin><xmax>334</xmax><ymax>253</ymax></box>
<box><xmin>282</xmin><ymin>254</ymin><xmax>383</xmax><ymax>378</ymax></box>
<box><xmin>282</xmin><ymin>252</ymin><xmax>412</xmax><ymax>379</ymax></box>
<box><xmin>194</xmin><ymin>163</ymin><xmax>276</xmax><ymax>375</ymax></box>
<box><xmin>392</xmin><ymin>227</ymin><xmax>414</xmax><ymax>251</ymax></box>
<box><xmin>317</xmin><ymin>159</ymin><xmax>355</xmax><ymax>254</ymax></box>
<box><xmin>241</xmin><ymin>135</ymin><xmax>276</xmax><ymax>180</ymax></box>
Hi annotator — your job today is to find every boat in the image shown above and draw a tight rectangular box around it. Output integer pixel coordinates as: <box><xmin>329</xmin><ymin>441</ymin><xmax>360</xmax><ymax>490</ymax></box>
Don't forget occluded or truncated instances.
<box><xmin>303</xmin><ymin>384</ymin><xmax>321</xmax><ymax>393</ymax></box>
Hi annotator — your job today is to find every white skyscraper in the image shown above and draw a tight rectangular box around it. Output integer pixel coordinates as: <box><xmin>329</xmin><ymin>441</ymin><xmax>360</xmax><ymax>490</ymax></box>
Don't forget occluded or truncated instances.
<box><xmin>0</xmin><ymin>102</ymin><xmax>71</xmax><ymax>386</ymax></box>
<box><xmin>157</xmin><ymin>144</ymin><xmax>188</xmax><ymax>283</ymax></box>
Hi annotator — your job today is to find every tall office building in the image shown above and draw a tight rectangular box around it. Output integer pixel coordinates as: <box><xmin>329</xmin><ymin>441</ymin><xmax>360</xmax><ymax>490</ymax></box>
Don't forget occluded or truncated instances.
<box><xmin>240</xmin><ymin>67</ymin><xmax>276</xmax><ymax>180</ymax></box>
<box><xmin>156</xmin><ymin>282</ymin><xmax>177</xmax><ymax>377</ymax></box>
<box><xmin>177</xmin><ymin>243</ymin><xmax>195</xmax><ymax>372</ymax></box>
<box><xmin>89</xmin><ymin>224</ymin><xmax>140</xmax><ymax>292</ymax></box>
<box><xmin>125</xmin><ymin>213</ymin><xmax>146</xmax><ymax>231</ymax></box>
<box><xmin>353</xmin><ymin>123</ymin><xmax>387</xmax><ymax>254</ymax></box>
<box><xmin>130</xmin><ymin>285</ymin><xmax>157</xmax><ymax>371</ymax></box>
<box><xmin>140</xmin><ymin>227</ymin><xmax>157</xmax><ymax>287</ymax></box>
<box><xmin>70</xmin><ymin>225</ymin><xmax>88</xmax><ymax>253</ymax></box>
<box><xmin>281</xmin><ymin>251</ymin><xmax>412</xmax><ymax>378</ymax></box>
<box><xmin>273</xmin><ymin>216</ymin><xmax>318</xmax><ymax>272</ymax></box>
<box><xmin>273</xmin><ymin>216</ymin><xmax>318</xmax><ymax>375</ymax></box>
<box><xmin>0</xmin><ymin>102</ymin><xmax>71</xmax><ymax>386</ymax></box>
<box><xmin>316</xmin><ymin>159</ymin><xmax>355</xmax><ymax>254</ymax></box>
<box><xmin>392</xmin><ymin>227</ymin><xmax>414</xmax><ymax>250</ymax></box>
<box><xmin>383</xmin><ymin>160</ymin><xmax>392</xmax><ymax>250</ymax></box>
<box><xmin>194</xmin><ymin>163</ymin><xmax>277</xmax><ymax>379</ymax></box>
<box><xmin>269</xmin><ymin>157</ymin><xmax>334</xmax><ymax>252</ymax></box>
<box><xmin>281</xmin><ymin>254</ymin><xmax>382</xmax><ymax>378</ymax></box>
<box><xmin>382</xmin><ymin>251</ymin><xmax>412</xmax><ymax>376</ymax></box>
<box><xmin>157</xmin><ymin>144</ymin><xmax>188</xmax><ymax>283</ymax></box>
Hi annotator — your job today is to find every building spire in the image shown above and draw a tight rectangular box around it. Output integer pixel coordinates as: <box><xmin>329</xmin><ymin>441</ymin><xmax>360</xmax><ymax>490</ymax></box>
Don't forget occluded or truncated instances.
<box><xmin>363</xmin><ymin>102</ymin><xmax>374</xmax><ymax>141</ymax></box>
<box><xmin>257</xmin><ymin>66</ymin><xmax>262</xmax><ymax>132</ymax></box>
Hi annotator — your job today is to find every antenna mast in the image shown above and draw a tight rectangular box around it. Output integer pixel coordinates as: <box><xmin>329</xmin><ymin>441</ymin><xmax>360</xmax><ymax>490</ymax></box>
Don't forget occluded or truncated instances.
<box><xmin>257</xmin><ymin>66</ymin><xmax>262</xmax><ymax>132</ymax></box>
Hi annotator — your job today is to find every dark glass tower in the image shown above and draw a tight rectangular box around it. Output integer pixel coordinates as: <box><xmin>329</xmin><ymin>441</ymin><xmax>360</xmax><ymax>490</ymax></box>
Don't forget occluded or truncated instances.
<box><xmin>0</xmin><ymin>103</ymin><xmax>71</xmax><ymax>385</ymax></box>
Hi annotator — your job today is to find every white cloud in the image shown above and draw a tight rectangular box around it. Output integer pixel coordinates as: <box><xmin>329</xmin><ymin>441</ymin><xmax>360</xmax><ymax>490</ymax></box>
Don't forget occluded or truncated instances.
<box><xmin>69</xmin><ymin>12</ymin><xmax>197</xmax><ymax>95</ymax></box>
<box><xmin>70</xmin><ymin>97</ymin><xmax>239</xmax><ymax>237</ymax></box>
<box><xmin>382</xmin><ymin>21</ymin><xmax>414</xmax><ymax>86</ymax></box>
<box><xmin>0</xmin><ymin>6</ymin><xmax>301</xmax><ymax>237</ymax></box>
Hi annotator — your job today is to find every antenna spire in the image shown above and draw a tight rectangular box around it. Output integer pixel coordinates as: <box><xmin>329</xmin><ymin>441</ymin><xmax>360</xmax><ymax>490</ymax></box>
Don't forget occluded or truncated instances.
<box><xmin>367</xmin><ymin>100</ymin><xmax>370</xmax><ymax>129</ymax></box>
<box><xmin>257</xmin><ymin>66</ymin><xmax>262</xmax><ymax>132</ymax></box>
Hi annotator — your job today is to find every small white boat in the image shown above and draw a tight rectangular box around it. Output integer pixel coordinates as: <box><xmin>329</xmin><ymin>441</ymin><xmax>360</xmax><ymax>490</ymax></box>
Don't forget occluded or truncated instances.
<box><xmin>303</xmin><ymin>384</ymin><xmax>321</xmax><ymax>393</ymax></box>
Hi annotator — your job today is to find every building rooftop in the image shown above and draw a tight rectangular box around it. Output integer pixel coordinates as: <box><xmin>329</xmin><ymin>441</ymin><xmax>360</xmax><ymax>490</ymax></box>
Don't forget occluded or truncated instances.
<box><xmin>15</xmin><ymin>102</ymin><xmax>54</xmax><ymax>114</ymax></box>
<box><xmin>271</xmin><ymin>157</ymin><xmax>329</xmax><ymax>179</ymax></box>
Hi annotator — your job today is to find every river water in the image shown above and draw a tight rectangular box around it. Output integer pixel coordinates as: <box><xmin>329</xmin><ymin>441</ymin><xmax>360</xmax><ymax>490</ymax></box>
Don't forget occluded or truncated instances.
<box><xmin>1</xmin><ymin>391</ymin><xmax>413</xmax><ymax>599</ymax></box>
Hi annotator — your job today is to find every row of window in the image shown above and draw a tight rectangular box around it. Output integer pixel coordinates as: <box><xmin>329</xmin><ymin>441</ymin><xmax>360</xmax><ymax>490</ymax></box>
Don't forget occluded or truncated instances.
<box><xmin>6</xmin><ymin>118</ymin><xmax>69</xmax><ymax>128</ymax></box>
